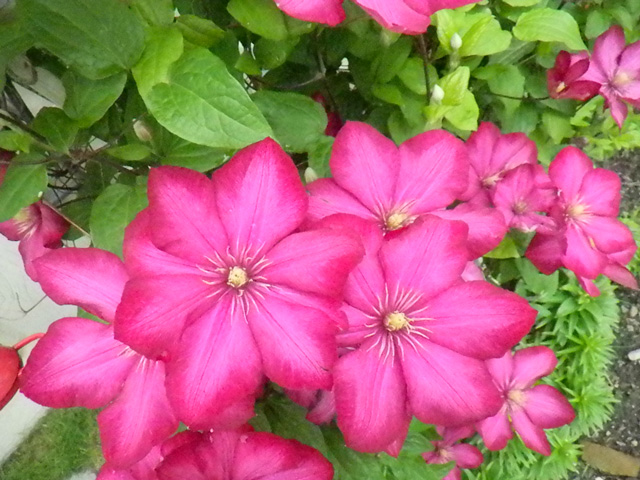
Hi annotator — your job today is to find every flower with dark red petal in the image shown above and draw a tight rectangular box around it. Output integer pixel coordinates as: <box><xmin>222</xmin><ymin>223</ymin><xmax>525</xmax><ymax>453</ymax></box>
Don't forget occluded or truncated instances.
<box><xmin>547</xmin><ymin>51</ymin><xmax>601</xmax><ymax>101</ymax></box>
<box><xmin>423</xmin><ymin>426</ymin><xmax>483</xmax><ymax>480</ymax></box>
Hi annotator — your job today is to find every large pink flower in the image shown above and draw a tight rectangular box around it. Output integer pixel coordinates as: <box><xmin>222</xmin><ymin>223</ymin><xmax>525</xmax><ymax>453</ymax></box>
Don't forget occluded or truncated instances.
<box><xmin>306</xmin><ymin>121</ymin><xmax>505</xmax><ymax>258</ymax></box>
<box><xmin>20</xmin><ymin>248</ymin><xmax>180</xmax><ymax>468</ymax></box>
<box><xmin>422</xmin><ymin>426</ymin><xmax>483</xmax><ymax>480</ymax></box>
<box><xmin>328</xmin><ymin>215</ymin><xmax>536</xmax><ymax>453</ymax></box>
<box><xmin>477</xmin><ymin>347</ymin><xmax>575</xmax><ymax>456</ymax></box>
<box><xmin>115</xmin><ymin>138</ymin><xmax>363</xmax><ymax>429</ymax></box>
<box><xmin>526</xmin><ymin>146</ymin><xmax>637</xmax><ymax>295</ymax></box>
<box><xmin>547</xmin><ymin>51</ymin><xmax>600</xmax><ymax>101</ymax></box>
<box><xmin>582</xmin><ymin>25</ymin><xmax>640</xmax><ymax>127</ymax></box>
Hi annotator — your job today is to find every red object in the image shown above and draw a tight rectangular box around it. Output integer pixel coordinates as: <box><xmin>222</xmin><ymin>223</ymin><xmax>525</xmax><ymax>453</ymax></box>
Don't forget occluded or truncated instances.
<box><xmin>0</xmin><ymin>346</ymin><xmax>21</xmax><ymax>409</ymax></box>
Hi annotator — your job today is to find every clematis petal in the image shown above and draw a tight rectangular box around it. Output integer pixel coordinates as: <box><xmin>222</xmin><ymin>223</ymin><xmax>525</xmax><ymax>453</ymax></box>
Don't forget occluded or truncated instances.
<box><xmin>380</xmin><ymin>216</ymin><xmax>468</xmax><ymax>299</ymax></box>
<box><xmin>34</xmin><ymin>248</ymin><xmax>128</xmax><ymax>323</ymax></box>
<box><xmin>275</xmin><ymin>0</ymin><xmax>345</xmax><ymax>25</ymax></box>
<box><xmin>511</xmin><ymin>346</ymin><xmax>557</xmax><ymax>389</ymax></box>
<box><xmin>38</xmin><ymin>203</ymin><xmax>69</xmax><ymax>247</ymax></box>
<box><xmin>563</xmin><ymin>224</ymin><xmax>607</xmax><ymax>279</ymax></box>
<box><xmin>20</xmin><ymin>318</ymin><xmax>136</xmax><ymax>409</ymax></box>
<box><xmin>353</xmin><ymin>0</ymin><xmax>431</xmax><ymax>34</ymax></box>
<box><xmin>99</xmin><ymin>358</ymin><xmax>178</xmax><ymax>468</ymax></box>
<box><xmin>214</xmin><ymin>138</ymin><xmax>308</xmax><ymax>254</ymax></box>
<box><xmin>406</xmin><ymin>0</ymin><xmax>480</xmax><ymax>15</ymax></box>
<box><xmin>605</xmin><ymin>93</ymin><xmax>628</xmax><ymax>128</ymax></box>
<box><xmin>604</xmin><ymin>262</ymin><xmax>638</xmax><ymax>290</ymax></box>
<box><xmin>548</xmin><ymin>147</ymin><xmax>593</xmax><ymax>202</ymax></box>
<box><xmin>333</xmin><ymin>345</ymin><xmax>411</xmax><ymax>453</ymax></box>
<box><xmin>147</xmin><ymin>167</ymin><xmax>227</xmax><ymax>264</ymax></box>
<box><xmin>402</xmin><ymin>340</ymin><xmax>502</xmax><ymax>426</ymax></box>
<box><xmin>262</xmin><ymin>228</ymin><xmax>364</xmax><ymax>297</ymax></box>
<box><xmin>590</xmin><ymin>26</ymin><xmax>627</xmax><ymax>84</ymax></box>
<box><xmin>524</xmin><ymin>384</ymin><xmax>575</xmax><ymax>429</ymax></box>
<box><xmin>451</xmin><ymin>444</ymin><xmax>483</xmax><ymax>469</ymax></box>
<box><xmin>511</xmin><ymin>409</ymin><xmax>551</xmax><ymax>456</ymax></box>
<box><xmin>248</xmin><ymin>289</ymin><xmax>337</xmax><ymax>390</ymax></box>
<box><xmin>306</xmin><ymin>179</ymin><xmax>375</xmax><ymax>225</ymax></box>
<box><xmin>581</xmin><ymin>216</ymin><xmax>634</xmax><ymax>254</ymax></box>
<box><xmin>396</xmin><ymin>130</ymin><xmax>468</xmax><ymax>213</ymax></box>
<box><xmin>17</xmin><ymin>227</ymin><xmax>50</xmax><ymax>281</ymax></box>
<box><xmin>579</xmin><ymin>168</ymin><xmax>621</xmax><ymax>216</ymax></box>
<box><xmin>476</xmin><ymin>410</ymin><xmax>513</xmax><ymax>451</ymax></box>
<box><xmin>166</xmin><ymin>295</ymin><xmax>262</xmax><ymax>430</ymax></box>
<box><xmin>485</xmin><ymin>352</ymin><xmax>514</xmax><ymax>389</ymax></box>
<box><xmin>426</xmin><ymin>281</ymin><xmax>536</xmax><ymax>359</ymax></box>
<box><xmin>115</xmin><ymin>275</ymin><xmax>216</xmax><ymax>357</ymax></box>
<box><xmin>525</xmin><ymin>233</ymin><xmax>565</xmax><ymax>275</ymax></box>
<box><xmin>124</xmin><ymin>209</ymin><xmax>201</xmax><ymax>277</ymax></box>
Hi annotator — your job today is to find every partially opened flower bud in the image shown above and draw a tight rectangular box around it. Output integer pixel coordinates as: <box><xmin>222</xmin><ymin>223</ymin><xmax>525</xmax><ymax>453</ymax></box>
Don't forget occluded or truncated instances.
<box><xmin>304</xmin><ymin>167</ymin><xmax>319</xmax><ymax>184</ymax></box>
<box><xmin>133</xmin><ymin>119</ymin><xmax>153</xmax><ymax>143</ymax></box>
<box><xmin>0</xmin><ymin>345</ymin><xmax>21</xmax><ymax>409</ymax></box>
<box><xmin>431</xmin><ymin>84</ymin><xmax>445</xmax><ymax>104</ymax></box>
<box><xmin>450</xmin><ymin>33</ymin><xmax>462</xmax><ymax>51</ymax></box>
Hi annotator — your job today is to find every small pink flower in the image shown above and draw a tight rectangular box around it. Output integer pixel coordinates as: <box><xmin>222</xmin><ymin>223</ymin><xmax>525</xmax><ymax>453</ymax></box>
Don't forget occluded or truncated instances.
<box><xmin>582</xmin><ymin>25</ymin><xmax>640</xmax><ymax>127</ymax></box>
<box><xmin>547</xmin><ymin>51</ymin><xmax>601</xmax><ymax>101</ymax></box>
<box><xmin>326</xmin><ymin>215</ymin><xmax>536</xmax><ymax>453</ymax></box>
<box><xmin>422</xmin><ymin>426</ymin><xmax>483</xmax><ymax>480</ymax></box>
<box><xmin>477</xmin><ymin>347</ymin><xmax>575</xmax><ymax>456</ymax></box>
<box><xmin>526</xmin><ymin>146</ymin><xmax>637</xmax><ymax>295</ymax></box>
<box><xmin>0</xmin><ymin>345</ymin><xmax>20</xmax><ymax>410</ymax></box>
<box><xmin>115</xmin><ymin>138</ymin><xmax>363</xmax><ymax>429</ymax></box>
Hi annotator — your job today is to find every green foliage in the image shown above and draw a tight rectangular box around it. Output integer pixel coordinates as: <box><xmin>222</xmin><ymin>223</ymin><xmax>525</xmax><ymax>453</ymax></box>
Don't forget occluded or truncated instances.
<box><xmin>0</xmin><ymin>154</ymin><xmax>47</xmax><ymax>222</ymax></box>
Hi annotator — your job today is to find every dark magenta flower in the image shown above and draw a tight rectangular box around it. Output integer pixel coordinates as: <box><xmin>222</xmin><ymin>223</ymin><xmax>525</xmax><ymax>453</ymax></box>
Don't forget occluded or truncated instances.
<box><xmin>476</xmin><ymin>347</ymin><xmax>575</xmax><ymax>456</ymax></box>
<box><xmin>422</xmin><ymin>426</ymin><xmax>483</xmax><ymax>480</ymax></box>
<box><xmin>326</xmin><ymin>215</ymin><xmax>536</xmax><ymax>453</ymax></box>
<box><xmin>547</xmin><ymin>51</ymin><xmax>600</xmax><ymax>101</ymax></box>
<box><xmin>526</xmin><ymin>146</ymin><xmax>637</xmax><ymax>296</ymax></box>
<box><xmin>115</xmin><ymin>138</ymin><xmax>363</xmax><ymax>429</ymax></box>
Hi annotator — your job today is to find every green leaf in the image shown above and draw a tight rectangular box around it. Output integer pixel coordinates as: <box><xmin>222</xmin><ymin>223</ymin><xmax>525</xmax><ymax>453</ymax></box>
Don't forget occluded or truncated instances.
<box><xmin>63</xmin><ymin>72</ymin><xmax>127</xmax><ymax>128</ymax></box>
<box><xmin>513</xmin><ymin>8</ymin><xmax>587</xmax><ymax>51</ymax></box>
<box><xmin>371</xmin><ymin>37</ymin><xmax>413</xmax><ymax>84</ymax></box>
<box><xmin>485</xmin><ymin>235</ymin><xmax>520</xmax><ymax>259</ymax></box>
<box><xmin>585</xmin><ymin>10</ymin><xmax>612</xmax><ymax>39</ymax></box>
<box><xmin>440</xmin><ymin>66</ymin><xmax>470</xmax><ymax>106</ymax></box>
<box><xmin>474</xmin><ymin>64</ymin><xmax>525</xmax><ymax>98</ymax></box>
<box><xmin>176</xmin><ymin>14</ymin><xmax>224</xmax><ymax>48</ymax></box>
<box><xmin>254</xmin><ymin>37</ymin><xmax>299</xmax><ymax>70</ymax></box>
<box><xmin>130</xmin><ymin>0</ymin><xmax>175</xmax><ymax>26</ymax></box>
<box><xmin>31</xmin><ymin>107</ymin><xmax>78</xmax><ymax>153</ymax></box>
<box><xmin>142</xmin><ymin>48</ymin><xmax>272</xmax><ymax>149</ymax></box>
<box><xmin>542</xmin><ymin>110</ymin><xmax>574</xmax><ymax>144</ymax></box>
<box><xmin>443</xmin><ymin>89</ymin><xmax>478</xmax><ymax>132</ymax></box>
<box><xmin>459</xmin><ymin>15</ymin><xmax>512</xmax><ymax>57</ymax></box>
<box><xmin>132</xmin><ymin>27</ymin><xmax>184</xmax><ymax>97</ymax></box>
<box><xmin>90</xmin><ymin>183</ymin><xmax>148</xmax><ymax>257</ymax></box>
<box><xmin>19</xmin><ymin>0</ymin><xmax>145</xmax><ymax>79</ymax></box>
<box><xmin>398</xmin><ymin>57</ymin><xmax>427</xmax><ymax>96</ymax></box>
<box><xmin>0</xmin><ymin>154</ymin><xmax>48</xmax><ymax>222</ymax></box>
<box><xmin>307</xmin><ymin>136</ymin><xmax>334</xmax><ymax>178</ymax></box>
<box><xmin>502</xmin><ymin>0</ymin><xmax>540</xmax><ymax>5</ymax></box>
<box><xmin>253</xmin><ymin>91</ymin><xmax>327</xmax><ymax>153</ymax></box>
<box><xmin>235</xmin><ymin>51</ymin><xmax>262</xmax><ymax>76</ymax></box>
<box><xmin>0</xmin><ymin>130</ymin><xmax>32</xmax><ymax>152</ymax></box>
<box><xmin>105</xmin><ymin>144</ymin><xmax>152</xmax><ymax>161</ymax></box>
<box><xmin>227</xmin><ymin>0</ymin><xmax>288</xmax><ymax>40</ymax></box>
<box><xmin>0</xmin><ymin>18</ymin><xmax>32</xmax><ymax>65</ymax></box>
<box><xmin>321</xmin><ymin>426</ymin><xmax>386</xmax><ymax>479</ymax></box>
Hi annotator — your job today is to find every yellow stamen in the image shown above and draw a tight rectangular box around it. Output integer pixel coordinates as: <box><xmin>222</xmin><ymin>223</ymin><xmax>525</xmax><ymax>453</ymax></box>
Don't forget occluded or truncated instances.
<box><xmin>482</xmin><ymin>173</ymin><xmax>501</xmax><ymax>188</ymax></box>
<box><xmin>227</xmin><ymin>266</ymin><xmax>249</xmax><ymax>288</ymax></box>
<box><xmin>566</xmin><ymin>203</ymin><xmax>588</xmax><ymax>219</ymax></box>
<box><xmin>555</xmin><ymin>81</ymin><xmax>567</xmax><ymax>93</ymax></box>
<box><xmin>613</xmin><ymin>71</ymin><xmax>633</xmax><ymax>87</ymax></box>
<box><xmin>385</xmin><ymin>312</ymin><xmax>411</xmax><ymax>332</ymax></box>
<box><xmin>385</xmin><ymin>212</ymin><xmax>409</xmax><ymax>231</ymax></box>
<box><xmin>508</xmin><ymin>389</ymin><xmax>527</xmax><ymax>408</ymax></box>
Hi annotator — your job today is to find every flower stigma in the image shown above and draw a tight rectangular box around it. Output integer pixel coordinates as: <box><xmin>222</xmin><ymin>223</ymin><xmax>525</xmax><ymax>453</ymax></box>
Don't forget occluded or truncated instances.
<box><xmin>555</xmin><ymin>81</ymin><xmax>566</xmax><ymax>93</ymax></box>
<box><xmin>612</xmin><ymin>71</ymin><xmax>632</xmax><ymax>88</ymax></box>
<box><xmin>566</xmin><ymin>203</ymin><xmax>588</xmax><ymax>220</ymax></box>
<box><xmin>385</xmin><ymin>212</ymin><xmax>410</xmax><ymax>231</ymax></box>
<box><xmin>227</xmin><ymin>266</ymin><xmax>249</xmax><ymax>288</ymax></box>
<box><xmin>507</xmin><ymin>389</ymin><xmax>527</xmax><ymax>409</ymax></box>
<box><xmin>384</xmin><ymin>311</ymin><xmax>411</xmax><ymax>332</ymax></box>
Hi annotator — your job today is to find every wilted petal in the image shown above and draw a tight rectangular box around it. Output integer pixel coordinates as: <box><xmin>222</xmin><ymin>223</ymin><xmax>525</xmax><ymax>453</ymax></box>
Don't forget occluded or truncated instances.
<box><xmin>524</xmin><ymin>384</ymin><xmax>575</xmax><ymax>429</ymax></box>
<box><xmin>275</xmin><ymin>0</ymin><xmax>345</xmax><ymax>25</ymax></box>
<box><xmin>334</xmin><ymin>345</ymin><xmax>411</xmax><ymax>453</ymax></box>
<box><xmin>20</xmin><ymin>318</ymin><xmax>136</xmax><ymax>409</ymax></box>
<box><xmin>511</xmin><ymin>409</ymin><xmax>551</xmax><ymax>456</ymax></box>
<box><xmin>511</xmin><ymin>346</ymin><xmax>557</xmax><ymax>389</ymax></box>
<box><xmin>477</xmin><ymin>409</ymin><xmax>513</xmax><ymax>451</ymax></box>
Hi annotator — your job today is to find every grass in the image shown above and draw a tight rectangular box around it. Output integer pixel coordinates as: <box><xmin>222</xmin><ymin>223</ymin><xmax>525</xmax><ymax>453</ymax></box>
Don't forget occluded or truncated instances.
<box><xmin>0</xmin><ymin>407</ymin><xmax>103</xmax><ymax>480</ymax></box>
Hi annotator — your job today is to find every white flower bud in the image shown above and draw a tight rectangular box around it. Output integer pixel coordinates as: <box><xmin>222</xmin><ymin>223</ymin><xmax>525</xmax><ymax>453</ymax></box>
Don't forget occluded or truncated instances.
<box><xmin>431</xmin><ymin>84</ymin><xmax>445</xmax><ymax>105</ymax></box>
<box><xmin>304</xmin><ymin>167</ymin><xmax>319</xmax><ymax>184</ymax></box>
<box><xmin>133</xmin><ymin>119</ymin><xmax>153</xmax><ymax>143</ymax></box>
<box><xmin>450</xmin><ymin>33</ymin><xmax>462</xmax><ymax>51</ymax></box>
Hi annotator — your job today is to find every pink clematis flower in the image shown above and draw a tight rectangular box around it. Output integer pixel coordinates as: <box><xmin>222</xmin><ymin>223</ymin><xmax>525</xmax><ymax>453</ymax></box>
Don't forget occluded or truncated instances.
<box><xmin>326</xmin><ymin>214</ymin><xmax>536</xmax><ymax>453</ymax></box>
<box><xmin>547</xmin><ymin>51</ymin><xmax>601</xmax><ymax>101</ymax></box>
<box><xmin>20</xmin><ymin>248</ymin><xmax>182</xmax><ymax>468</ymax></box>
<box><xmin>306</xmin><ymin>121</ymin><xmax>506</xmax><ymax>258</ymax></box>
<box><xmin>477</xmin><ymin>347</ymin><xmax>575</xmax><ymax>456</ymax></box>
<box><xmin>0</xmin><ymin>165</ymin><xmax>69</xmax><ymax>281</ymax></box>
<box><xmin>156</xmin><ymin>428</ymin><xmax>334</xmax><ymax>480</ymax></box>
<box><xmin>274</xmin><ymin>0</ymin><xmax>345</xmax><ymax>27</ymax></box>
<box><xmin>526</xmin><ymin>146</ymin><xmax>637</xmax><ymax>296</ymax></box>
<box><xmin>422</xmin><ymin>426</ymin><xmax>483</xmax><ymax>480</ymax></box>
<box><xmin>115</xmin><ymin>138</ymin><xmax>364</xmax><ymax>430</ymax></box>
<box><xmin>582</xmin><ymin>25</ymin><xmax>640</xmax><ymax>127</ymax></box>
<box><xmin>491</xmin><ymin>164</ymin><xmax>557</xmax><ymax>233</ymax></box>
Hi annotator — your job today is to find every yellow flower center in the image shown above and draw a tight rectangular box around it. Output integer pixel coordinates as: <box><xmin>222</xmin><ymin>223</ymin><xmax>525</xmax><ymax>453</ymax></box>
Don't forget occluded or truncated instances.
<box><xmin>384</xmin><ymin>312</ymin><xmax>411</xmax><ymax>332</ymax></box>
<box><xmin>513</xmin><ymin>200</ymin><xmax>528</xmax><ymax>215</ymax></box>
<box><xmin>566</xmin><ymin>203</ymin><xmax>588</xmax><ymax>219</ymax></box>
<box><xmin>385</xmin><ymin>212</ymin><xmax>409</xmax><ymax>231</ymax></box>
<box><xmin>508</xmin><ymin>389</ymin><xmax>527</xmax><ymax>408</ymax></box>
<box><xmin>555</xmin><ymin>81</ymin><xmax>567</xmax><ymax>93</ymax></box>
<box><xmin>227</xmin><ymin>266</ymin><xmax>249</xmax><ymax>288</ymax></box>
<box><xmin>613</xmin><ymin>71</ymin><xmax>633</xmax><ymax>87</ymax></box>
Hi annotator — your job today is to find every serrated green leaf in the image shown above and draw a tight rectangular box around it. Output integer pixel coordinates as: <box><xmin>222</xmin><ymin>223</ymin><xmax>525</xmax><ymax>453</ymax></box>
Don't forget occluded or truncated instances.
<box><xmin>19</xmin><ymin>0</ymin><xmax>145</xmax><ymax>79</ymax></box>
<box><xmin>132</xmin><ymin>27</ymin><xmax>184</xmax><ymax>97</ymax></box>
<box><xmin>31</xmin><ymin>107</ymin><xmax>78</xmax><ymax>153</ymax></box>
<box><xmin>253</xmin><ymin>91</ymin><xmax>327</xmax><ymax>153</ymax></box>
<box><xmin>513</xmin><ymin>8</ymin><xmax>587</xmax><ymax>51</ymax></box>
<box><xmin>63</xmin><ymin>72</ymin><xmax>127</xmax><ymax>128</ymax></box>
<box><xmin>176</xmin><ymin>14</ymin><xmax>224</xmax><ymax>48</ymax></box>
<box><xmin>0</xmin><ymin>154</ymin><xmax>48</xmax><ymax>222</ymax></box>
<box><xmin>142</xmin><ymin>47</ymin><xmax>272</xmax><ymax>149</ymax></box>
<box><xmin>106</xmin><ymin>144</ymin><xmax>152</xmax><ymax>161</ymax></box>
<box><xmin>90</xmin><ymin>183</ymin><xmax>148</xmax><ymax>257</ymax></box>
<box><xmin>227</xmin><ymin>0</ymin><xmax>288</xmax><ymax>40</ymax></box>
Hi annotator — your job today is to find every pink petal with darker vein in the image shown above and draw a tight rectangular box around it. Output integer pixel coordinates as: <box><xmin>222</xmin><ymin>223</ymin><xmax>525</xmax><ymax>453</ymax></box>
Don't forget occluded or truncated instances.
<box><xmin>524</xmin><ymin>384</ymin><xmax>575</xmax><ymax>429</ymax></box>
<box><xmin>275</xmin><ymin>0</ymin><xmax>345</xmax><ymax>25</ymax></box>
<box><xmin>511</xmin><ymin>409</ymin><xmax>551</xmax><ymax>456</ymax></box>
<box><xmin>306</xmin><ymin>178</ymin><xmax>374</xmax><ymax>225</ymax></box>
<box><xmin>511</xmin><ymin>346</ymin><xmax>557</xmax><ymax>389</ymax></box>
<box><xmin>476</xmin><ymin>410</ymin><xmax>512</xmax><ymax>451</ymax></box>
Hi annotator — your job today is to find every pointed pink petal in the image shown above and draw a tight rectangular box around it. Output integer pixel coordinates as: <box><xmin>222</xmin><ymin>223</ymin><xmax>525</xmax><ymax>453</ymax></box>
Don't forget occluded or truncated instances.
<box><xmin>333</xmin><ymin>345</ymin><xmax>411</xmax><ymax>453</ymax></box>
<box><xmin>465</xmin><ymin>122</ymin><xmax>500</xmax><ymax>181</ymax></box>
<box><xmin>511</xmin><ymin>409</ymin><xmax>551</xmax><ymax>456</ymax></box>
<box><xmin>442</xmin><ymin>425</ymin><xmax>476</xmax><ymax>444</ymax></box>
<box><xmin>524</xmin><ymin>384</ymin><xmax>575</xmax><ymax>429</ymax></box>
<box><xmin>618</xmin><ymin>40</ymin><xmax>640</xmax><ymax>77</ymax></box>
<box><xmin>312</xmin><ymin>213</ymin><xmax>384</xmax><ymax>256</ymax></box>
<box><xmin>262</xmin><ymin>229</ymin><xmax>364</xmax><ymax>297</ymax></box>
<box><xmin>605</xmin><ymin>92</ymin><xmax>628</xmax><ymax>128</ymax></box>
<box><xmin>306</xmin><ymin>179</ymin><xmax>375</xmax><ymax>225</ymax></box>
<box><xmin>38</xmin><ymin>203</ymin><xmax>68</xmax><ymax>246</ymax></box>
<box><xmin>485</xmin><ymin>351</ymin><xmax>514</xmax><ymax>389</ymax></box>
<box><xmin>578</xmin><ymin>276</ymin><xmax>601</xmax><ymax>296</ymax></box>
<box><xmin>525</xmin><ymin>233</ymin><xmax>566</xmax><ymax>275</ymax></box>
<box><xmin>115</xmin><ymin>275</ymin><xmax>217</xmax><ymax>357</ymax></box>
<box><xmin>148</xmin><ymin>166</ymin><xmax>227</xmax><ymax>264</ymax></box>
<box><xmin>579</xmin><ymin>168</ymin><xmax>621</xmax><ymax>216</ymax></box>
<box><xmin>563</xmin><ymin>224</ymin><xmax>607</xmax><ymax>279</ymax></box>
<box><xmin>124</xmin><ymin>209</ymin><xmax>201</xmax><ymax>277</ymax></box>
<box><xmin>0</xmin><ymin>217</ymin><xmax>22</xmax><ymax>240</ymax></box>
<box><xmin>396</xmin><ymin>130</ymin><xmax>468</xmax><ymax>213</ymax></box>
<box><xmin>477</xmin><ymin>410</ymin><xmax>513</xmax><ymax>451</ymax></box>
<box><xmin>604</xmin><ymin>262</ymin><xmax>638</xmax><ymax>289</ymax></box>
<box><xmin>155</xmin><ymin>437</ymin><xmax>210</xmax><ymax>480</ymax></box>
<box><xmin>426</xmin><ymin>281</ymin><xmax>536</xmax><ymax>359</ymax></box>
<box><xmin>451</xmin><ymin>443</ymin><xmax>483</xmax><ymax>469</ymax></box>
<box><xmin>511</xmin><ymin>346</ymin><xmax>557</xmax><ymax>388</ymax></box>
<box><xmin>20</xmin><ymin>318</ymin><xmax>136</xmax><ymax>408</ymax></box>
<box><xmin>34</xmin><ymin>248</ymin><xmax>128</xmax><ymax>323</ymax></box>
<box><xmin>17</xmin><ymin>227</ymin><xmax>50</xmax><ymax>281</ymax></box>
<box><xmin>166</xmin><ymin>294</ymin><xmax>262</xmax><ymax>429</ymax></box>
<box><xmin>275</xmin><ymin>0</ymin><xmax>345</xmax><ymax>25</ymax></box>
<box><xmin>548</xmin><ymin>147</ymin><xmax>593</xmax><ymax>202</ymax></box>
<box><xmin>330</xmin><ymin>122</ymin><xmax>399</xmax><ymax>215</ymax></box>
<box><xmin>214</xmin><ymin>138</ymin><xmax>307</xmax><ymax>254</ymax></box>
<box><xmin>402</xmin><ymin>340</ymin><xmax>502</xmax><ymax>426</ymax></box>
<box><xmin>381</xmin><ymin>216</ymin><xmax>468</xmax><ymax>299</ymax></box>
<box><xmin>581</xmin><ymin>216</ymin><xmax>633</xmax><ymax>254</ymax></box>
<box><xmin>592</xmin><ymin>26</ymin><xmax>626</xmax><ymax>83</ymax></box>
<box><xmin>99</xmin><ymin>358</ymin><xmax>178</xmax><ymax>468</ymax></box>
<box><xmin>353</xmin><ymin>0</ymin><xmax>430</xmax><ymax>34</ymax></box>
<box><xmin>248</xmin><ymin>289</ymin><xmax>337</xmax><ymax>390</ymax></box>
